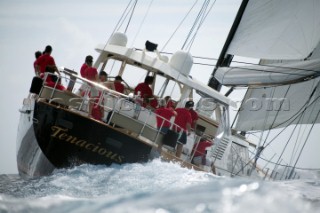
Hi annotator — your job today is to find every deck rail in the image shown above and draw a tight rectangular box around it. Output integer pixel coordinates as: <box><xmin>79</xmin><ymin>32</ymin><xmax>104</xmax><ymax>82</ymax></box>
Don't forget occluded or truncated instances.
<box><xmin>38</xmin><ymin>70</ymin><xmax>185</xmax><ymax>149</ymax></box>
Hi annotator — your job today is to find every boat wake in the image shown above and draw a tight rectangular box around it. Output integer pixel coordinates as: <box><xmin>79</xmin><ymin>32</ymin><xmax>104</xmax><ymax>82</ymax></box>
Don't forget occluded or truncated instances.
<box><xmin>1</xmin><ymin>159</ymin><xmax>319</xmax><ymax>212</ymax></box>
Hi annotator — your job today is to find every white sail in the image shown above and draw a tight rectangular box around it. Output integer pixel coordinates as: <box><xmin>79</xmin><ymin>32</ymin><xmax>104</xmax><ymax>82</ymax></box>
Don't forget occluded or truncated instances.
<box><xmin>213</xmin><ymin>0</ymin><xmax>320</xmax><ymax>129</ymax></box>
<box><xmin>234</xmin><ymin>78</ymin><xmax>320</xmax><ymax>131</ymax></box>
<box><xmin>226</xmin><ymin>0</ymin><xmax>320</xmax><ymax>60</ymax></box>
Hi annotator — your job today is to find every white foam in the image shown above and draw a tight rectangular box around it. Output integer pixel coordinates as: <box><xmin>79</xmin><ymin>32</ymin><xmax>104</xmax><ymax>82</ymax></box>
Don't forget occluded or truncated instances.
<box><xmin>0</xmin><ymin>160</ymin><xmax>319</xmax><ymax>212</ymax></box>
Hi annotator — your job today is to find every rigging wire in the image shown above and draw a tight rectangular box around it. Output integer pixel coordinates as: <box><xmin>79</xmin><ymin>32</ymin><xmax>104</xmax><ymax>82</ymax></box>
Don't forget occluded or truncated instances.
<box><xmin>130</xmin><ymin>0</ymin><xmax>154</xmax><ymax>47</ymax></box>
<box><xmin>182</xmin><ymin>0</ymin><xmax>210</xmax><ymax>50</ymax></box>
<box><xmin>256</xmin><ymin>94</ymin><xmax>320</xmax><ymax>149</ymax></box>
<box><xmin>259</xmin><ymin>87</ymin><xmax>277</xmax><ymax>145</ymax></box>
<box><xmin>249</xmin><ymin>150</ymin><xmax>320</xmax><ymax>171</ymax></box>
<box><xmin>272</xmin><ymin>112</ymin><xmax>304</xmax><ymax>175</ymax></box>
<box><xmin>259</xmin><ymin>84</ymin><xmax>291</xmax><ymax>150</ymax></box>
<box><xmin>269</xmin><ymin>86</ymin><xmax>320</xmax><ymax>129</ymax></box>
<box><xmin>101</xmin><ymin>0</ymin><xmax>137</xmax><ymax>73</ymax></box>
<box><xmin>161</xmin><ymin>0</ymin><xmax>200</xmax><ymax>52</ymax></box>
<box><xmin>254</xmin><ymin>93</ymin><xmax>320</xmax><ymax>174</ymax></box>
<box><xmin>287</xmin><ymin>87</ymin><xmax>320</xmax><ymax>179</ymax></box>
<box><xmin>250</xmin><ymin>87</ymin><xmax>277</xmax><ymax>169</ymax></box>
<box><xmin>289</xmin><ymin>120</ymin><xmax>305</xmax><ymax>166</ymax></box>
<box><xmin>185</xmin><ymin>0</ymin><xmax>217</xmax><ymax>51</ymax></box>
<box><xmin>228</xmin><ymin>143</ymin><xmax>253</xmax><ymax>176</ymax></box>
<box><xmin>166</xmin><ymin>1</ymin><xmax>214</xmax><ymax>99</ymax></box>
<box><xmin>233</xmin><ymin>90</ymin><xmax>320</xmax><ymax>176</ymax></box>
<box><xmin>273</xmin><ymin>115</ymin><xmax>303</xmax><ymax>172</ymax></box>
<box><xmin>124</xmin><ymin>0</ymin><xmax>138</xmax><ymax>33</ymax></box>
<box><xmin>136</xmin><ymin>49</ymin><xmax>320</xmax><ymax>79</ymax></box>
<box><xmin>233</xmin><ymin>152</ymin><xmax>261</xmax><ymax>177</ymax></box>
<box><xmin>289</xmin><ymin>80</ymin><xmax>318</xmax><ymax>165</ymax></box>
<box><xmin>100</xmin><ymin>0</ymin><xmax>134</xmax><ymax>53</ymax></box>
<box><xmin>241</xmin><ymin>83</ymin><xmax>289</xmax><ymax>171</ymax></box>
<box><xmin>232</xmin><ymin>77</ymin><xmax>320</xmax><ymax>173</ymax></box>
<box><xmin>245</xmin><ymin>83</ymin><xmax>320</xmax><ymax>136</ymax></box>
<box><xmin>115</xmin><ymin>0</ymin><xmax>134</xmax><ymax>32</ymax></box>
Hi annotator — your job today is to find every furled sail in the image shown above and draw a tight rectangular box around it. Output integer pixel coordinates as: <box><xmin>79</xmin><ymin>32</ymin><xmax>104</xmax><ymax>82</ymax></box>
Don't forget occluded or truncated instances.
<box><xmin>234</xmin><ymin>78</ymin><xmax>320</xmax><ymax>131</ymax></box>
<box><xmin>215</xmin><ymin>59</ymin><xmax>320</xmax><ymax>86</ymax></box>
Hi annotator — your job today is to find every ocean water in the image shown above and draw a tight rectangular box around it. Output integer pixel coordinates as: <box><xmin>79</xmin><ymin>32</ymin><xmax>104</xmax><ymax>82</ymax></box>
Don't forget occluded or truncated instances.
<box><xmin>0</xmin><ymin>159</ymin><xmax>319</xmax><ymax>213</ymax></box>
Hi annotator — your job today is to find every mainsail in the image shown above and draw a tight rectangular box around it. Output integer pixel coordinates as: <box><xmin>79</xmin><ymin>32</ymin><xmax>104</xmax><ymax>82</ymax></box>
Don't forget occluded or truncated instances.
<box><xmin>213</xmin><ymin>0</ymin><xmax>320</xmax><ymax>131</ymax></box>
<box><xmin>226</xmin><ymin>0</ymin><xmax>320</xmax><ymax>60</ymax></box>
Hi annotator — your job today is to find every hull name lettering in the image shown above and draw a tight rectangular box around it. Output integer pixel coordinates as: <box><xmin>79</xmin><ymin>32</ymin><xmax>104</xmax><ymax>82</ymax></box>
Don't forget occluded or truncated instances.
<box><xmin>51</xmin><ymin>126</ymin><xmax>124</xmax><ymax>163</ymax></box>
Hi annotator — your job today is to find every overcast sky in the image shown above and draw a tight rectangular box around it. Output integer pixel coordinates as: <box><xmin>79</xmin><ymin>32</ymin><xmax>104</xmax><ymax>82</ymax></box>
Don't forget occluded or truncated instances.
<box><xmin>1</xmin><ymin>0</ymin><xmax>319</xmax><ymax>175</ymax></box>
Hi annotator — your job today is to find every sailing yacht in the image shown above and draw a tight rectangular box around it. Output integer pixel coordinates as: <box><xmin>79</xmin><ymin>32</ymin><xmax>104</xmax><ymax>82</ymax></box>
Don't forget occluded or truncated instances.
<box><xmin>16</xmin><ymin>0</ymin><xmax>320</xmax><ymax>180</ymax></box>
<box><xmin>17</xmin><ymin>29</ymin><xmax>260</xmax><ymax>178</ymax></box>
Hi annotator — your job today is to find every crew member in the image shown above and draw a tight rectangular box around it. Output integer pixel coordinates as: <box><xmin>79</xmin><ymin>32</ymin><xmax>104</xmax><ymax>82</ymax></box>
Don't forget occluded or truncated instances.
<box><xmin>191</xmin><ymin>137</ymin><xmax>213</xmax><ymax>166</ymax></box>
<box><xmin>34</xmin><ymin>45</ymin><xmax>60</xmax><ymax>76</ymax></box>
<box><xmin>33</xmin><ymin>51</ymin><xmax>42</xmax><ymax>76</ymax></box>
<box><xmin>134</xmin><ymin>76</ymin><xmax>154</xmax><ymax>107</ymax></box>
<box><xmin>114</xmin><ymin>75</ymin><xmax>125</xmax><ymax>94</ymax></box>
<box><xmin>155</xmin><ymin>99</ymin><xmax>177</xmax><ymax>152</ymax></box>
<box><xmin>80</xmin><ymin>55</ymin><xmax>93</xmax><ymax>78</ymax></box>
<box><xmin>174</xmin><ymin>101</ymin><xmax>193</xmax><ymax>158</ymax></box>
<box><xmin>188</xmin><ymin>101</ymin><xmax>198</xmax><ymax>129</ymax></box>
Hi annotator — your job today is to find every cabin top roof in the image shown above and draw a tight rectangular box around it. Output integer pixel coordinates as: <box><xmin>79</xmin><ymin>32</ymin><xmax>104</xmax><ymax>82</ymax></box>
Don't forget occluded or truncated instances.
<box><xmin>95</xmin><ymin>43</ymin><xmax>236</xmax><ymax>108</ymax></box>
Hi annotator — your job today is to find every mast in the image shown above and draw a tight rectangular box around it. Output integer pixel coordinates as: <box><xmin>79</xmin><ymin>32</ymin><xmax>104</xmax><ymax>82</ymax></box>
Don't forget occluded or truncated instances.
<box><xmin>208</xmin><ymin>0</ymin><xmax>249</xmax><ymax>91</ymax></box>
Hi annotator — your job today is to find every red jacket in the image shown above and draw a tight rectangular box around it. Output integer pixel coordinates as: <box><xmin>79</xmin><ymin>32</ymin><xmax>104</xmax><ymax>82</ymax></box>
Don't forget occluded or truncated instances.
<box><xmin>192</xmin><ymin>140</ymin><xmax>213</xmax><ymax>157</ymax></box>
